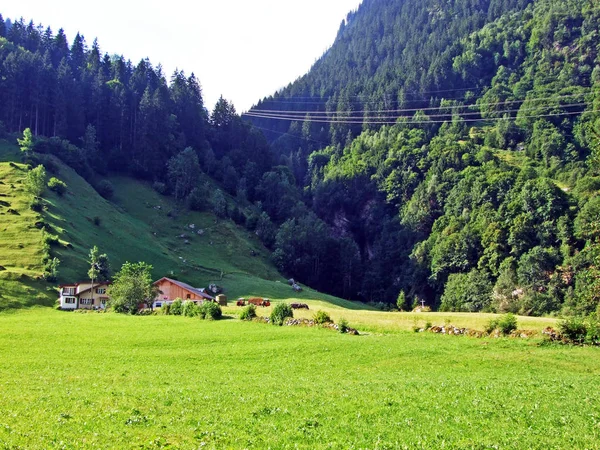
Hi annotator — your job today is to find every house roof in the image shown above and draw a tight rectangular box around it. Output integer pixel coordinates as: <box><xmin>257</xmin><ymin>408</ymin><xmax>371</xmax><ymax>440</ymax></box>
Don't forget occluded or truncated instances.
<box><xmin>154</xmin><ymin>277</ymin><xmax>214</xmax><ymax>300</ymax></box>
<box><xmin>59</xmin><ymin>281</ymin><xmax>112</xmax><ymax>288</ymax></box>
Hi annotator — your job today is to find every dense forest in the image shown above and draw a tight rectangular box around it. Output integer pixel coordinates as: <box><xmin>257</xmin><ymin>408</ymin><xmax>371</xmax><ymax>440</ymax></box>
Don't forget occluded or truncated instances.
<box><xmin>246</xmin><ymin>0</ymin><xmax>600</xmax><ymax>316</ymax></box>
<box><xmin>3</xmin><ymin>0</ymin><xmax>600</xmax><ymax>316</ymax></box>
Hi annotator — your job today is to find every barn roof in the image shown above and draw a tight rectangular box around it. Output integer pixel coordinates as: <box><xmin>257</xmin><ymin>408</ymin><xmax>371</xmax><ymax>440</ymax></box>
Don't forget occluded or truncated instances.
<box><xmin>154</xmin><ymin>277</ymin><xmax>214</xmax><ymax>300</ymax></box>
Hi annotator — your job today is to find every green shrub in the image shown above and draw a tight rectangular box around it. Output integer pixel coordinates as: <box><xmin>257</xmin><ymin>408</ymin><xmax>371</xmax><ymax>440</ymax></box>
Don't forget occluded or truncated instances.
<box><xmin>30</xmin><ymin>198</ymin><xmax>43</xmax><ymax>212</ymax></box>
<box><xmin>159</xmin><ymin>304</ymin><xmax>171</xmax><ymax>315</ymax></box>
<box><xmin>96</xmin><ymin>180</ymin><xmax>114</xmax><ymax>199</ymax></box>
<box><xmin>338</xmin><ymin>317</ymin><xmax>349</xmax><ymax>334</ymax></box>
<box><xmin>170</xmin><ymin>299</ymin><xmax>183</xmax><ymax>316</ymax></box>
<box><xmin>270</xmin><ymin>302</ymin><xmax>293</xmax><ymax>326</ymax></box>
<box><xmin>183</xmin><ymin>301</ymin><xmax>200</xmax><ymax>317</ymax></box>
<box><xmin>498</xmin><ymin>313</ymin><xmax>518</xmax><ymax>335</ymax></box>
<box><xmin>396</xmin><ymin>290</ymin><xmax>407</xmax><ymax>310</ymax></box>
<box><xmin>486</xmin><ymin>314</ymin><xmax>518</xmax><ymax>335</ymax></box>
<box><xmin>152</xmin><ymin>181</ymin><xmax>168</xmax><ymax>195</ymax></box>
<box><xmin>199</xmin><ymin>301</ymin><xmax>222</xmax><ymax>320</ymax></box>
<box><xmin>313</xmin><ymin>310</ymin><xmax>332</xmax><ymax>325</ymax></box>
<box><xmin>485</xmin><ymin>318</ymin><xmax>499</xmax><ymax>334</ymax></box>
<box><xmin>559</xmin><ymin>316</ymin><xmax>587</xmax><ymax>343</ymax></box>
<box><xmin>187</xmin><ymin>186</ymin><xmax>207</xmax><ymax>211</ymax></box>
<box><xmin>585</xmin><ymin>316</ymin><xmax>599</xmax><ymax>345</ymax></box>
<box><xmin>48</xmin><ymin>177</ymin><xmax>67</xmax><ymax>196</ymax></box>
<box><xmin>240</xmin><ymin>304</ymin><xmax>257</xmax><ymax>321</ymax></box>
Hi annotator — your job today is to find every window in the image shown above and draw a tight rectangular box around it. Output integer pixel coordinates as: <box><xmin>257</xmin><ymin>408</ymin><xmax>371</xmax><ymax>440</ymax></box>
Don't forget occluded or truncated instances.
<box><xmin>155</xmin><ymin>302</ymin><xmax>162</xmax><ymax>308</ymax></box>
<box><xmin>100</xmin><ymin>299</ymin><xmax>107</xmax><ymax>305</ymax></box>
<box><xmin>96</xmin><ymin>288</ymin><xmax>106</xmax><ymax>294</ymax></box>
<box><xmin>64</xmin><ymin>297</ymin><xmax>76</xmax><ymax>304</ymax></box>
<box><xmin>186</xmin><ymin>294</ymin><xmax>191</xmax><ymax>299</ymax></box>
<box><xmin>80</xmin><ymin>299</ymin><xmax>93</xmax><ymax>305</ymax></box>
<box><xmin>63</xmin><ymin>287</ymin><xmax>75</xmax><ymax>295</ymax></box>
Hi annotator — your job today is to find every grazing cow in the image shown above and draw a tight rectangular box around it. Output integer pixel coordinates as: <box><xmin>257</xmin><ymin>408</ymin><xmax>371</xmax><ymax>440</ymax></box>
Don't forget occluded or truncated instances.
<box><xmin>236</xmin><ymin>299</ymin><xmax>246</xmax><ymax>307</ymax></box>
<box><xmin>291</xmin><ymin>303</ymin><xmax>309</xmax><ymax>310</ymax></box>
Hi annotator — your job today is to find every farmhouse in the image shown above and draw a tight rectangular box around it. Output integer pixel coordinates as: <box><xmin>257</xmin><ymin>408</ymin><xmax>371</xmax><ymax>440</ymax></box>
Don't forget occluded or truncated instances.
<box><xmin>153</xmin><ymin>277</ymin><xmax>214</xmax><ymax>309</ymax></box>
<box><xmin>59</xmin><ymin>281</ymin><xmax>111</xmax><ymax>310</ymax></box>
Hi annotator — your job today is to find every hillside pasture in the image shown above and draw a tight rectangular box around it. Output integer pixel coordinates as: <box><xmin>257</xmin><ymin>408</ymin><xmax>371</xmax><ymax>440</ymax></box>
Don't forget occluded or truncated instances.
<box><xmin>0</xmin><ymin>140</ymin><xmax>360</xmax><ymax>309</ymax></box>
<box><xmin>0</xmin><ymin>309</ymin><xmax>598</xmax><ymax>449</ymax></box>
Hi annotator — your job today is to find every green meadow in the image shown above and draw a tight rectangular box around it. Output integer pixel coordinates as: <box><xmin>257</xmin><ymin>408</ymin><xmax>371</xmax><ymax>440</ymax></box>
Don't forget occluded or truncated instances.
<box><xmin>0</xmin><ymin>308</ymin><xmax>599</xmax><ymax>449</ymax></box>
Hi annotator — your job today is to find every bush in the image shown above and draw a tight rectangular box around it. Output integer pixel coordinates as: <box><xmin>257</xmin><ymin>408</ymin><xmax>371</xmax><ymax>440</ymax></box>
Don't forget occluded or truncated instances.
<box><xmin>199</xmin><ymin>301</ymin><xmax>222</xmax><ymax>320</ymax></box>
<box><xmin>559</xmin><ymin>316</ymin><xmax>588</xmax><ymax>343</ymax></box>
<box><xmin>240</xmin><ymin>304</ymin><xmax>257</xmax><ymax>321</ymax></box>
<box><xmin>170</xmin><ymin>299</ymin><xmax>183</xmax><ymax>316</ymax></box>
<box><xmin>486</xmin><ymin>313</ymin><xmax>518</xmax><ymax>335</ymax></box>
<box><xmin>485</xmin><ymin>318</ymin><xmax>499</xmax><ymax>334</ymax></box>
<box><xmin>585</xmin><ymin>316</ymin><xmax>600</xmax><ymax>345</ymax></box>
<box><xmin>270</xmin><ymin>302</ymin><xmax>293</xmax><ymax>326</ymax></box>
<box><xmin>183</xmin><ymin>301</ymin><xmax>200</xmax><ymax>317</ymax></box>
<box><xmin>48</xmin><ymin>177</ymin><xmax>67</xmax><ymax>196</ymax></box>
<box><xmin>338</xmin><ymin>317</ymin><xmax>349</xmax><ymax>334</ymax></box>
<box><xmin>152</xmin><ymin>181</ymin><xmax>168</xmax><ymax>195</ymax></box>
<box><xmin>159</xmin><ymin>304</ymin><xmax>171</xmax><ymax>315</ymax></box>
<box><xmin>313</xmin><ymin>310</ymin><xmax>332</xmax><ymax>324</ymax></box>
<box><xmin>497</xmin><ymin>313</ymin><xmax>518</xmax><ymax>335</ymax></box>
<box><xmin>96</xmin><ymin>180</ymin><xmax>114</xmax><ymax>199</ymax></box>
<box><xmin>30</xmin><ymin>198</ymin><xmax>43</xmax><ymax>212</ymax></box>
<box><xmin>187</xmin><ymin>186</ymin><xmax>207</xmax><ymax>211</ymax></box>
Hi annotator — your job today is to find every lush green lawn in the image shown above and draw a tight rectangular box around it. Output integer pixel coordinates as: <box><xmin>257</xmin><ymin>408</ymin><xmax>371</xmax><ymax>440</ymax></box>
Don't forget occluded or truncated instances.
<box><xmin>0</xmin><ymin>309</ymin><xmax>598</xmax><ymax>449</ymax></box>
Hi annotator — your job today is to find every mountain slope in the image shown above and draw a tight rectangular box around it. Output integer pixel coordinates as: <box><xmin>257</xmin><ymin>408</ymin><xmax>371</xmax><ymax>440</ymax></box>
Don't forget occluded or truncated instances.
<box><xmin>247</xmin><ymin>0</ymin><xmax>534</xmax><ymax>147</ymax></box>
<box><xmin>0</xmin><ymin>140</ymin><xmax>358</xmax><ymax>310</ymax></box>
<box><xmin>0</xmin><ymin>142</ymin><xmax>56</xmax><ymax>309</ymax></box>
<box><xmin>242</xmin><ymin>0</ymin><xmax>600</xmax><ymax>315</ymax></box>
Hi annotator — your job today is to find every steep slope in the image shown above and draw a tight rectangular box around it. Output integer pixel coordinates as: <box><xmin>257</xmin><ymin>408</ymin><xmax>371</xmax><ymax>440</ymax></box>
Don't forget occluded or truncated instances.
<box><xmin>242</xmin><ymin>0</ymin><xmax>600</xmax><ymax>315</ymax></box>
<box><xmin>0</xmin><ymin>140</ymin><xmax>359</xmax><ymax>309</ymax></box>
<box><xmin>247</xmin><ymin>0</ymin><xmax>534</xmax><ymax>147</ymax></box>
<box><xmin>0</xmin><ymin>142</ymin><xmax>56</xmax><ymax>309</ymax></box>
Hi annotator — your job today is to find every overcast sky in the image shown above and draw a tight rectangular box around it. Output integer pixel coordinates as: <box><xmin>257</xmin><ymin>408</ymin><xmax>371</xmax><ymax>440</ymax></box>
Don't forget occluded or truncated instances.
<box><xmin>2</xmin><ymin>1</ymin><xmax>362</xmax><ymax>112</ymax></box>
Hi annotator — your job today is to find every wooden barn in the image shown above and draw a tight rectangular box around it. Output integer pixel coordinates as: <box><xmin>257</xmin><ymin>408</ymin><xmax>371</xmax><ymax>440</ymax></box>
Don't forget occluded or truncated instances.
<box><xmin>153</xmin><ymin>277</ymin><xmax>214</xmax><ymax>309</ymax></box>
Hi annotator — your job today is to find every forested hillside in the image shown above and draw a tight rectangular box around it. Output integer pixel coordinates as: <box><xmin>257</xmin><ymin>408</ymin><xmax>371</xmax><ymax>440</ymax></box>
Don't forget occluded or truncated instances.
<box><xmin>244</xmin><ymin>0</ymin><xmax>600</xmax><ymax>316</ymax></box>
<box><xmin>0</xmin><ymin>12</ymin><xmax>366</xmax><ymax>301</ymax></box>
<box><xmin>3</xmin><ymin>0</ymin><xmax>600</xmax><ymax>316</ymax></box>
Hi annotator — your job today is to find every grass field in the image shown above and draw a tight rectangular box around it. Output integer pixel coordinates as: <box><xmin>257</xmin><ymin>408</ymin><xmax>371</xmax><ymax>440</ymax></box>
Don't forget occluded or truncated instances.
<box><xmin>223</xmin><ymin>304</ymin><xmax>559</xmax><ymax>334</ymax></box>
<box><xmin>0</xmin><ymin>309</ymin><xmax>598</xmax><ymax>449</ymax></box>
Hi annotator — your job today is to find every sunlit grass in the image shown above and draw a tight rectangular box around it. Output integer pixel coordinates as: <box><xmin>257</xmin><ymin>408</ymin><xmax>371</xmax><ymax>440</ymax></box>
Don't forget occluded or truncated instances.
<box><xmin>0</xmin><ymin>309</ymin><xmax>597</xmax><ymax>449</ymax></box>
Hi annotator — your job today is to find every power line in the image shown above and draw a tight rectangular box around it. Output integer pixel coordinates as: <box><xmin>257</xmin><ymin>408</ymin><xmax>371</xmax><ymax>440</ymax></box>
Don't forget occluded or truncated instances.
<box><xmin>244</xmin><ymin>108</ymin><xmax>598</xmax><ymax>126</ymax></box>
<box><xmin>245</xmin><ymin>102</ymin><xmax>589</xmax><ymax>122</ymax></box>
<box><xmin>248</xmin><ymin>92</ymin><xmax>593</xmax><ymax>116</ymax></box>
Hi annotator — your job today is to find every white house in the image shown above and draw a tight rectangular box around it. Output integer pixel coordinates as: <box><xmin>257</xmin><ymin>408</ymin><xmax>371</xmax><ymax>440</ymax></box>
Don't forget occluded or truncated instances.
<box><xmin>58</xmin><ymin>281</ymin><xmax>111</xmax><ymax>310</ymax></box>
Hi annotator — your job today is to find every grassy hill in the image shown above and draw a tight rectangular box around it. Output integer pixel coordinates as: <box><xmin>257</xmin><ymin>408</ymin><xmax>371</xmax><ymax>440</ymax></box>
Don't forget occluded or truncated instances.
<box><xmin>0</xmin><ymin>139</ymin><xmax>357</xmax><ymax>310</ymax></box>
<box><xmin>0</xmin><ymin>142</ymin><xmax>57</xmax><ymax>309</ymax></box>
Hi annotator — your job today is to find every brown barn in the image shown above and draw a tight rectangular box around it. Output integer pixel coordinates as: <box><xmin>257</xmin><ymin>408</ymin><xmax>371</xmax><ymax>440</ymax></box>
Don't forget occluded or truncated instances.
<box><xmin>153</xmin><ymin>277</ymin><xmax>214</xmax><ymax>309</ymax></box>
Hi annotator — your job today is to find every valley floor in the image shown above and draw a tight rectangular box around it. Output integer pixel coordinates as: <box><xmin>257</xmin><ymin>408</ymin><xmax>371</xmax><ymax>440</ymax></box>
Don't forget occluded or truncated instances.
<box><xmin>0</xmin><ymin>308</ymin><xmax>598</xmax><ymax>449</ymax></box>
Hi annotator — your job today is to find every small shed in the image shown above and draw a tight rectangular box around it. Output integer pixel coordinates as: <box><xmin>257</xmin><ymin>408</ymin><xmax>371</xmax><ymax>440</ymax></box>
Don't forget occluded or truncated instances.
<box><xmin>216</xmin><ymin>294</ymin><xmax>228</xmax><ymax>306</ymax></box>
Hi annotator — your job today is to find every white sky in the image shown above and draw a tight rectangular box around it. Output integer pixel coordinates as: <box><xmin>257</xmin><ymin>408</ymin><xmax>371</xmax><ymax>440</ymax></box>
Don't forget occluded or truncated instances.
<box><xmin>2</xmin><ymin>1</ymin><xmax>362</xmax><ymax>112</ymax></box>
